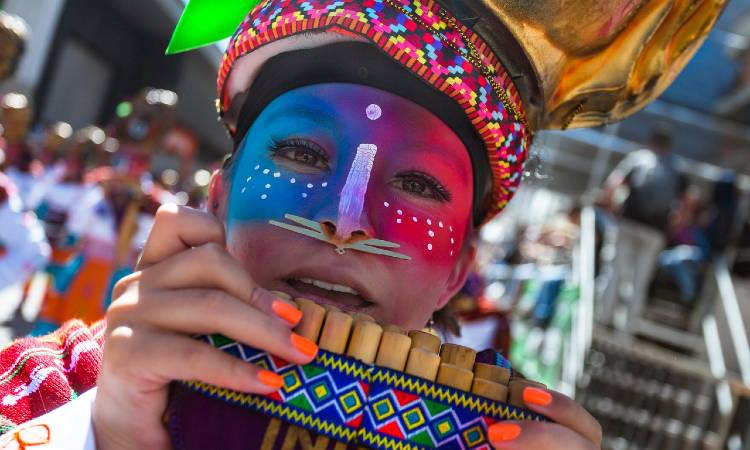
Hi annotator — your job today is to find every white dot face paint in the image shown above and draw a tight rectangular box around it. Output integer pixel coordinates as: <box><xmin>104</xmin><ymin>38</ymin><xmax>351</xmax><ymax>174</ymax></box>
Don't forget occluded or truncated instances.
<box><xmin>263</xmin><ymin>169</ymin><xmax>270</xmax><ymax>175</ymax></box>
<box><xmin>307</xmin><ymin>183</ymin><xmax>314</xmax><ymax>189</ymax></box>
<box><xmin>427</xmin><ymin>244</ymin><xmax>433</xmax><ymax>251</ymax></box>
<box><xmin>412</xmin><ymin>217</ymin><xmax>418</xmax><ymax>223</ymax></box>
<box><xmin>397</xmin><ymin>210</ymin><xmax>403</xmax><ymax>216</ymax></box>
<box><xmin>290</xmin><ymin>178</ymin><xmax>296</xmax><ymax>184</ymax></box>
<box><xmin>384</xmin><ymin>202</ymin><xmax>390</xmax><ymax>208</ymax></box>
<box><xmin>449</xmin><ymin>226</ymin><xmax>454</xmax><ymax>232</ymax></box>
<box><xmin>254</xmin><ymin>165</ymin><xmax>260</xmax><ymax>171</ymax></box>
<box><xmin>396</xmin><ymin>218</ymin><xmax>402</xmax><ymax>224</ymax></box>
<box><xmin>265</xmin><ymin>184</ymin><xmax>271</xmax><ymax>189</ymax></box>
<box><xmin>321</xmin><ymin>182</ymin><xmax>328</xmax><ymax>188</ymax></box>
<box><xmin>366</xmin><ymin>104</ymin><xmax>382</xmax><ymax>121</ymax></box>
<box><xmin>261</xmin><ymin>194</ymin><xmax>268</xmax><ymax>200</ymax></box>
<box><xmin>427</xmin><ymin>219</ymin><xmax>432</xmax><ymax>226</ymax></box>
<box><xmin>302</xmin><ymin>193</ymin><xmax>308</xmax><ymax>198</ymax></box>
<box><xmin>428</xmin><ymin>230</ymin><xmax>435</xmax><ymax>237</ymax></box>
<box><xmin>450</xmin><ymin>238</ymin><xmax>455</xmax><ymax>244</ymax></box>
<box><xmin>241</xmin><ymin>187</ymin><xmax>246</xmax><ymax>193</ymax></box>
<box><xmin>439</xmin><ymin>222</ymin><xmax>444</xmax><ymax>228</ymax></box>
<box><xmin>246</xmin><ymin>177</ymin><xmax>252</xmax><ymax>182</ymax></box>
<box><xmin>273</xmin><ymin>172</ymin><xmax>281</xmax><ymax>178</ymax></box>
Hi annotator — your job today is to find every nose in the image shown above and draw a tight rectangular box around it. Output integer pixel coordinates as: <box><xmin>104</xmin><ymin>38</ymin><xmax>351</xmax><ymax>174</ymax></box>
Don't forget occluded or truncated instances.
<box><xmin>311</xmin><ymin>143</ymin><xmax>379</xmax><ymax>244</ymax></box>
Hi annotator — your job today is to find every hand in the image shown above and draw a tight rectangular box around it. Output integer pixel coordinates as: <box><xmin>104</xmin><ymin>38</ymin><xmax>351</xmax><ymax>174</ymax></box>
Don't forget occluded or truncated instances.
<box><xmin>488</xmin><ymin>387</ymin><xmax>602</xmax><ymax>450</ymax></box>
<box><xmin>92</xmin><ymin>205</ymin><xmax>318</xmax><ymax>450</ymax></box>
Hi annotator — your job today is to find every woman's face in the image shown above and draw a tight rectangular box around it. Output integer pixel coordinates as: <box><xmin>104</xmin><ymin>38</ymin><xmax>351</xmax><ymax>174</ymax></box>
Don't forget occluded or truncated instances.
<box><xmin>217</xmin><ymin>83</ymin><xmax>475</xmax><ymax>330</ymax></box>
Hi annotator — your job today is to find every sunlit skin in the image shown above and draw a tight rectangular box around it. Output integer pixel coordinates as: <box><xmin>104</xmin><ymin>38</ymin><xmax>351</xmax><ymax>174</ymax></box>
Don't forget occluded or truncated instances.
<box><xmin>216</xmin><ymin>83</ymin><xmax>475</xmax><ymax>330</ymax></box>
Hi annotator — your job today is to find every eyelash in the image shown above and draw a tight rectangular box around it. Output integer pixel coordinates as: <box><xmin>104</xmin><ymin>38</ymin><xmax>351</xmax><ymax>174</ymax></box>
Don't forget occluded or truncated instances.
<box><xmin>268</xmin><ymin>137</ymin><xmax>330</xmax><ymax>170</ymax></box>
<box><xmin>394</xmin><ymin>170</ymin><xmax>452</xmax><ymax>202</ymax></box>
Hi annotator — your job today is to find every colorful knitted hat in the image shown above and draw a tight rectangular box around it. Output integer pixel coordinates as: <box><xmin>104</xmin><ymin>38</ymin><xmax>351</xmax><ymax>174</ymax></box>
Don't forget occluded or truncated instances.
<box><xmin>170</xmin><ymin>0</ymin><xmax>529</xmax><ymax>222</ymax></box>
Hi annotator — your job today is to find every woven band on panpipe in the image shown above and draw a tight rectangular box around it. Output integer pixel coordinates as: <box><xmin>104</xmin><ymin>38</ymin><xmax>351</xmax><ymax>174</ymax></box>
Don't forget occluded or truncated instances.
<box><xmin>166</xmin><ymin>298</ymin><xmax>546</xmax><ymax>450</ymax></box>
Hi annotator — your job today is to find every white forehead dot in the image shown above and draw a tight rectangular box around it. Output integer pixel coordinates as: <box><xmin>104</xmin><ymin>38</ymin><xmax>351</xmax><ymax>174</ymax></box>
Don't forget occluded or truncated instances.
<box><xmin>366</xmin><ymin>104</ymin><xmax>382</xmax><ymax>121</ymax></box>
<box><xmin>263</xmin><ymin>169</ymin><xmax>270</xmax><ymax>175</ymax></box>
<box><xmin>261</xmin><ymin>194</ymin><xmax>268</xmax><ymax>200</ymax></box>
<box><xmin>384</xmin><ymin>201</ymin><xmax>390</xmax><ymax>208</ymax></box>
<box><xmin>427</xmin><ymin>243</ymin><xmax>433</xmax><ymax>251</ymax></box>
<box><xmin>273</xmin><ymin>172</ymin><xmax>281</xmax><ymax>178</ymax></box>
<box><xmin>428</xmin><ymin>230</ymin><xmax>435</xmax><ymax>237</ymax></box>
<box><xmin>290</xmin><ymin>178</ymin><xmax>296</xmax><ymax>184</ymax></box>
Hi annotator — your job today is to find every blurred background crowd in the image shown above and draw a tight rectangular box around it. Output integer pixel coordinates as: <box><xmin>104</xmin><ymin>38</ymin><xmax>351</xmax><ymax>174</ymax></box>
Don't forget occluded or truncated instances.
<box><xmin>1</xmin><ymin>1</ymin><xmax>750</xmax><ymax>449</ymax></box>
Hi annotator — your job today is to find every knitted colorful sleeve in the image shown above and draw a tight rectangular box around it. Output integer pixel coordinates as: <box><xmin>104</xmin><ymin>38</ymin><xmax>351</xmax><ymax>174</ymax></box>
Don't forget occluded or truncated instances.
<box><xmin>0</xmin><ymin>320</ymin><xmax>105</xmax><ymax>434</ymax></box>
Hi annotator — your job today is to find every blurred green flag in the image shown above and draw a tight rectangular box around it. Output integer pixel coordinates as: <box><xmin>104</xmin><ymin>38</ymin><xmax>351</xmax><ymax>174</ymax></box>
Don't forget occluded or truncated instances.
<box><xmin>166</xmin><ymin>0</ymin><xmax>261</xmax><ymax>54</ymax></box>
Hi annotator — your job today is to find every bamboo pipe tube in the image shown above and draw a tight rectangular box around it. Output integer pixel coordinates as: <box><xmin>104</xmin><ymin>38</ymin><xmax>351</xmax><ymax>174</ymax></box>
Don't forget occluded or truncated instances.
<box><xmin>294</xmin><ymin>298</ymin><xmax>327</xmax><ymax>342</ymax></box>
<box><xmin>375</xmin><ymin>331</ymin><xmax>412</xmax><ymax>371</ymax></box>
<box><xmin>471</xmin><ymin>378</ymin><xmax>509</xmax><ymax>402</ymax></box>
<box><xmin>436</xmin><ymin>363</ymin><xmax>474</xmax><ymax>391</ymax></box>
<box><xmin>405</xmin><ymin>348</ymin><xmax>441</xmax><ymax>381</ymax></box>
<box><xmin>347</xmin><ymin>320</ymin><xmax>383</xmax><ymax>364</ymax></box>
<box><xmin>439</xmin><ymin>344</ymin><xmax>476</xmax><ymax>371</ymax></box>
<box><xmin>318</xmin><ymin>311</ymin><xmax>353</xmax><ymax>354</ymax></box>
<box><xmin>474</xmin><ymin>363</ymin><xmax>511</xmax><ymax>385</ymax></box>
<box><xmin>408</xmin><ymin>330</ymin><xmax>441</xmax><ymax>354</ymax></box>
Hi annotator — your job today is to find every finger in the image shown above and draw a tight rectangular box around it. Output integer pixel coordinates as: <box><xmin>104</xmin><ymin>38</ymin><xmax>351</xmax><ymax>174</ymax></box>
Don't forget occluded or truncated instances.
<box><xmin>488</xmin><ymin>421</ymin><xmax>599</xmax><ymax>450</ymax></box>
<box><xmin>104</xmin><ymin>326</ymin><xmax>287</xmax><ymax>395</ymax></box>
<box><xmin>520</xmin><ymin>387</ymin><xmax>602</xmax><ymax>446</ymax></box>
<box><xmin>138</xmin><ymin>204</ymin><xmax>225</xmax><ymax>269</ymax></box>
<box><xmin>137</xmin><ymin>242</ymin><xmax>291</xmax><ymax>321</ymax></box>
<box><xmin>110</xmin><ymin>288</ymin><xmax>314</xmax><ymax>364</ymax></box>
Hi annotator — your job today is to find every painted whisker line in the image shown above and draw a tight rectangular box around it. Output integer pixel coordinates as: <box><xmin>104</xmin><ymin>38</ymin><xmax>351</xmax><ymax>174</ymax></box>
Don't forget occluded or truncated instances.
<box><xmin>348</xmin><ymin>243</ymin><xmax>411</xmax><ymax>260</ymax></box>
<box><xmin>268</xmin><ymin>221</ymin><xmax>328</xmax><ymax>242</ymax></box>
<box><xmin>283</xmin><ymin>214</ymin><xmax>323</xmax><ymax>233</ymax></box>
<box><xmin>269</xmin><ymin>215</ymin><xmax>411</xmax><ymax>260</ymax></box>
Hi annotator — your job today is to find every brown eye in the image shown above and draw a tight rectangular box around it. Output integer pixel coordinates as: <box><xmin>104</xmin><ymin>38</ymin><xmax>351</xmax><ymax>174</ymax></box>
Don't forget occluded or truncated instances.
<box><xmin>391</xmin><ymin>171</ymin><xmax>451</xmax><ymax>202</ymax></box>
<box><xmin>269</xmin><ymin>138</ymin><xmax>330</xmax><ymax>173</ymax></box>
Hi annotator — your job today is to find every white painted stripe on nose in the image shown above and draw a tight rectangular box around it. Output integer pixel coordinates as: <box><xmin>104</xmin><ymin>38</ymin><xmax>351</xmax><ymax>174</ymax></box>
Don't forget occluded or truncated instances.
<box><xmin>337</xmin><ymin>143</ymin><xmax>378</xmax><ymax>238</ymax></box>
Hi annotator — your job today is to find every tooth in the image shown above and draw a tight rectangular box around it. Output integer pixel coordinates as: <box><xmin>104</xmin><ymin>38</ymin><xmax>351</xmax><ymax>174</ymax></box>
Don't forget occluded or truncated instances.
<box><xmin>297</xmin><ymin>278</ymin><xmax>360</xmax><ymax>296</ymax></box>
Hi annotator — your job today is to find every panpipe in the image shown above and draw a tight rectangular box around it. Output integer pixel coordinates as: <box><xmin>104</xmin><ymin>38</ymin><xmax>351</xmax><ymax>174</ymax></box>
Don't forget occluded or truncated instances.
<box><xmin>166</xmin><ymin>296</ymin><xmax>546</xmax><ymax>450</ymax></box>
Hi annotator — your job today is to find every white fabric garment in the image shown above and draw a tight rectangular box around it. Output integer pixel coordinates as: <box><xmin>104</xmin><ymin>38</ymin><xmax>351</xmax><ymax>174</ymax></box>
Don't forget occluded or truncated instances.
<box><xmin>0</xmin><ymin>193</ymin><xmax>50</xmax><ymax>289</ymax></box>
<box><xmin>0</xmin><ymin>388</ymin><xmax>97</xmax><ymax>450</ymax></box>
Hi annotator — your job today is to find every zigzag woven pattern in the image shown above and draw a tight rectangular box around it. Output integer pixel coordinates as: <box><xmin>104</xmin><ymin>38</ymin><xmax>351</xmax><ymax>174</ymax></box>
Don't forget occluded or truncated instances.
<box><xmin>180</xmin><ymin>335</ymin><xmax>544</xmax><ymax>450</ymax></box>
<box><xmin>218</xmin><ymin>0</ymin><xmax>530</xmax><ymax>220</ymax></box>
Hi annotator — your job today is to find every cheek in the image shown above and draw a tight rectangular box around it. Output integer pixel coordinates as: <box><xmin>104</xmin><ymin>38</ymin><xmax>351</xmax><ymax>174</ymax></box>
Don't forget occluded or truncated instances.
<box><xmin>369</xmin><ymin>192</ymin><xmax>467</xmax><ymax>268</ymax></box>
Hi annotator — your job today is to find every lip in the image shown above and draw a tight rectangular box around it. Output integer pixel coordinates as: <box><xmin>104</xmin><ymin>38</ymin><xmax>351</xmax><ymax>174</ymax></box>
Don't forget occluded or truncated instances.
<box><xmin>279</xmin><ymin>267</ymin><xmax>377</xmax><ymax>313</ymax></box>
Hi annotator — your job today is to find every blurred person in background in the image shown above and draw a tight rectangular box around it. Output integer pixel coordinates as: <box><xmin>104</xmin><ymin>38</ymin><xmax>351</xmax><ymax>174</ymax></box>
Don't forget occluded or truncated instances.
<box><xmin>0</xmin><ymin>93</ymin><xmax>37</xmax><ymax>199</ymax></box>
<box><xmin>0</xmin><ymin>11</ymin><xmax>27</xmax><ymax>89</ymax></box>
<box><xmin>599</xmin><ymin>126</ymin><xmax>687</xmax><ymax>328</ymax></box>
<box><xmin>0</xmin><ymin>171</ymin><xmax>49</xmax><ymax>290</ymax></box>
<box><xmin>32</xmin><ymin>166</ymin><xmax>152</xmax><ymax>336</ymax></box>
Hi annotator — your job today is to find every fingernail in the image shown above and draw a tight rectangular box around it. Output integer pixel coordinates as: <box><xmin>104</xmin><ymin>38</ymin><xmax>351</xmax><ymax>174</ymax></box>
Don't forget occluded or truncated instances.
<box><xmin>290</xmin><ymin>333</ymin><xmax>318</xmax><ymax>358</ymax></box>
<box><xmin>257</xmin><ymin>369</ymin><xmax>284</xmax><ymax>389</ymax></box>
<box><xmin>488</xmin><ymin>423</ymin><xmax>522</xmax><ymax>442</ymax></box>
<box><xmin>273</xmin><ymin>300</ymin><xmax>302</xmax><ymax>325</ymax></box>
<box><xmin>523</xmin><ymin>387</ymin><xmax>552</xmax><ymax>406</ymax></box>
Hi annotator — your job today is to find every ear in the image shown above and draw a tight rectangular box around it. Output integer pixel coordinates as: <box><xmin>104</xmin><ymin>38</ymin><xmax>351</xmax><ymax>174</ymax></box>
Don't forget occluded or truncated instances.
<box><xmin>435</xmin><ymin>234</ymin><xmax>478</xmax><ymax>310</ymax></box>
<box><xmin>207</xmin><ymin>169</ymin><xmax>228</xmax><ymax>219</ymax></box>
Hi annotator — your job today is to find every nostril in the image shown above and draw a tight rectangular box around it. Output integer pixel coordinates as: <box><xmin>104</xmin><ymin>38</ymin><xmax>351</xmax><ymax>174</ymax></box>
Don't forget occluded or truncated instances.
<box><xmin>321</xmin><ymin>221</ymin><xmax>337</xmax><ymax>235</ymax></box>
<box><xmin>351</xmin><ymin>230</ymin><xmax>367</xmax><ymax>238</ymax></box>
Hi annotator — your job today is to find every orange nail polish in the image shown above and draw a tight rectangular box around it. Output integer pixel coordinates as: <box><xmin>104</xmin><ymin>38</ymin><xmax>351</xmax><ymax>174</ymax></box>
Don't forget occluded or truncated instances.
<box><xmin>523</xmin><ymin>387</ymin><xmax>552</xmax><ymax>406</ymax></box>
<box><xmin>488</xmin><ymin>423</ymin><xmax>522</xmax><ymax>442</ymax></box>
<box><xmin>273</xmin><ymin>300</ymin><xmax>302</xmax><ymax>325</ymax></box>
<box><xmin>257</xmin><ymin>370</ymin><xmax>284</xmax><ymax>389</ymax></box>
<box><xmin>291</xmin><ymin>333</ymin><xmax>318</xmax><ymax>357</ymax></box>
